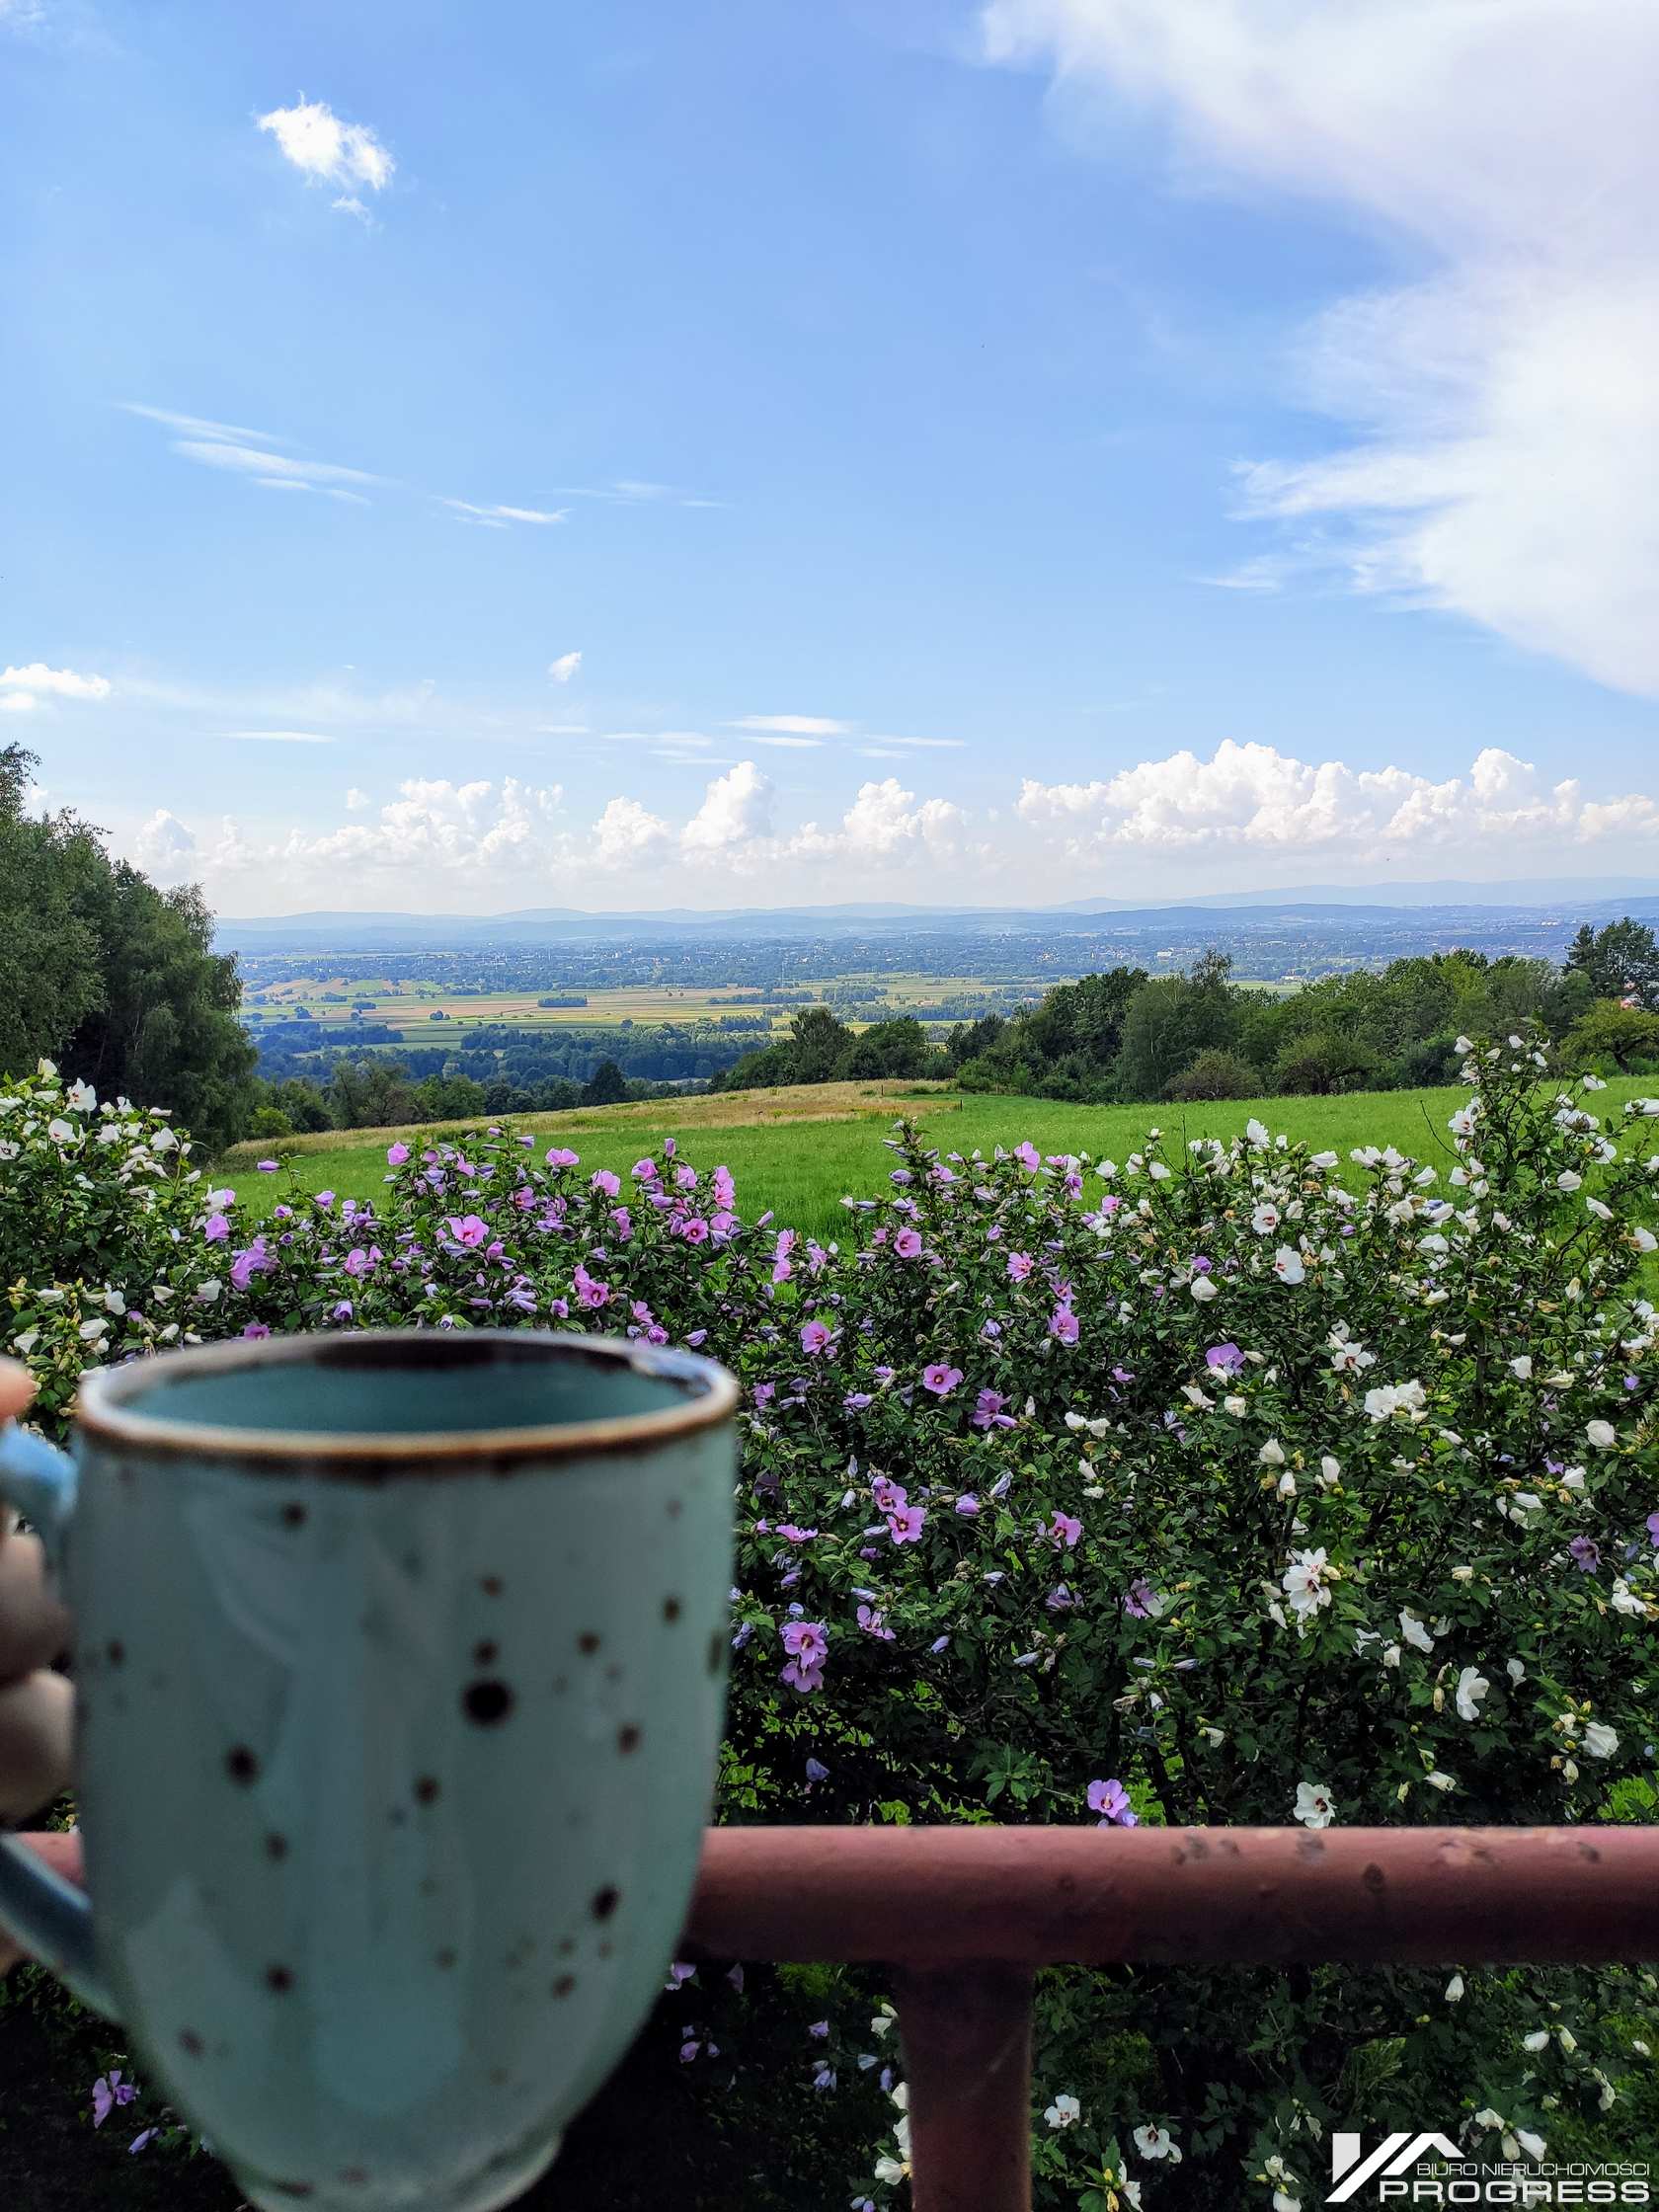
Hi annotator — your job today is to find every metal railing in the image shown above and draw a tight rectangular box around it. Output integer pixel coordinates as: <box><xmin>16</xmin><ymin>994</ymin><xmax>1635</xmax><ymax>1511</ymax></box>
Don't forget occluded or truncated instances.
<box><xmin>683</xmin><ymin>1825</ymin><xmax>1659</xmax><ymax>2212</ymax></box>
<box><xmin>12</xmin><ymin>1822</ymin><xmax>1658</xmax><ymax>2209</ymax></box>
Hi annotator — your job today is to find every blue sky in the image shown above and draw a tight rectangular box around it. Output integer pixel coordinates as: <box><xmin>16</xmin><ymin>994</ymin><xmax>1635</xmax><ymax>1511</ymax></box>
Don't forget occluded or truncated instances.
<box><xmin>5</xmin><ymin>0</ymin><xmax>1658</xmax><ymax>911</ymax></box>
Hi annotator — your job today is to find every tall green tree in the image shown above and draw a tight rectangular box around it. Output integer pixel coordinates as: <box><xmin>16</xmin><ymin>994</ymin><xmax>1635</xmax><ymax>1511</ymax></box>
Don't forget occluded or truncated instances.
<box><xmin>1565</xmin><ymin>917</ymin><xmax>1659</xmax><ymax>1010</ymax></box>
<box><xmin>581</xmin><ymin>1058</ymin><xmax>630</xmax><ymax>1106</ymax></box>
<box><xmin>0</xmin><ymin>745</ymin><xmax>105</xmax><ymax>1078</ymax></box>
<box><xmin>62</xmin><ymin>867</ymin><xmax>257</xmax><ymax>1149</ymax></box>
<box><xmin>0</xmin><ymin>742</ymin><xmax>257</xmax><ymax>1146</ymax></box>
<box><xmin>1113</xmin><ymin>952</ymin><xmax>1246</xmax><ymax>1102</ymax></box>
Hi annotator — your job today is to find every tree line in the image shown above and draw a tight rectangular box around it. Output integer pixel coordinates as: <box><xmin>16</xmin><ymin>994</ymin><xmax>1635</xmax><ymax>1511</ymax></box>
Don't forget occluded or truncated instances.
<box><xmin>712</xmin><ymin>926</ymin><xmax>1659</xmax><ymax>1103</ymax></box>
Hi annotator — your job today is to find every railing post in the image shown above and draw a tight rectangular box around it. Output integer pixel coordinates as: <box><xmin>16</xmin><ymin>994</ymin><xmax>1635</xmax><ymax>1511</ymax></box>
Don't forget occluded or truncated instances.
<box><xmin>894</xmin><ymin>1961</ymin><xmax>1034</xmax><ymax>2212</ymax></box>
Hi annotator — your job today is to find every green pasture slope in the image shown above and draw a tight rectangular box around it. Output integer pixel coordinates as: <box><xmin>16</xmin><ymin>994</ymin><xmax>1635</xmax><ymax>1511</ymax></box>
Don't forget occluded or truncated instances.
<box><xmin>221</xmin><ymin>1076</ymin><xmax>1658</xmax><ymax>1240</ymax></box>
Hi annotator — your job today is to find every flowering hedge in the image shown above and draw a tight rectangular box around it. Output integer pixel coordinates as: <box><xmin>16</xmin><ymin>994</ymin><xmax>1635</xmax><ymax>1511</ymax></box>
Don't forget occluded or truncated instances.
<box><xmin>5</xmin><ymin>1045</ymin><xmax>1659</xmax><ymax>2208</ymax></box>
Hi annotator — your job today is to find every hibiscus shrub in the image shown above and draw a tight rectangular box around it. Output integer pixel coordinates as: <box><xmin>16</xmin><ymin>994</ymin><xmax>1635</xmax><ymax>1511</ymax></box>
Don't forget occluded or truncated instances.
<box><xmin>4</xmin><ymin>1043</ymin><xmax>1659</xmax><ymax>2209</ymax></box>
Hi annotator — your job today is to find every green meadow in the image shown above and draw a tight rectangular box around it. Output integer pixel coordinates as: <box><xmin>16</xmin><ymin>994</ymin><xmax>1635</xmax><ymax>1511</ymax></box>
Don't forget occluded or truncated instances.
<box><xmin>219</xmin><ymin>1074</ymin><xmax>1658</xmax><ymax>1239</ymax></box>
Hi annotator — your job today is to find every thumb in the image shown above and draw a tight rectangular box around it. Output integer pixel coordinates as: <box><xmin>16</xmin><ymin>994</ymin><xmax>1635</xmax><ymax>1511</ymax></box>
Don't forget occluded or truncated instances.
<box><xmin>0</xmin><ymin>1360</ymin><xmax>38</xmax><ymax>1428</ymax></box>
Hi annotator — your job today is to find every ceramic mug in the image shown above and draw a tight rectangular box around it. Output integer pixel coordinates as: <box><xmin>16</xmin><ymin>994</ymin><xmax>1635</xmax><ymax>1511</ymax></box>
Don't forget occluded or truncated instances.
<box><xmin>0</xmin><ymin>1328</ymin><xmax>738</xmax><ymax>2212</ymax></box>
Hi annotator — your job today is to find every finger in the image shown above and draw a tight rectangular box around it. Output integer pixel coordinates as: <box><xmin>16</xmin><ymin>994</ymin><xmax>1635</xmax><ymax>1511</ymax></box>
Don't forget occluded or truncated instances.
<box><xmin>0</xmin><ymin>1530</ymin><xmax>72</xmax><ymax>1684</ymax></box>
<box><xmin>0</xmin><ymin>1669</ymin><xmax>73</xmax><ymax>1821</ymax></box>
<box><xmin>0</xmin><ymin>1829</ymin><xmax>83</xmax><ymax>1975</ymax></box>
<box><xmin>0</xmin><ymin>1359</ymin><xmax>38</xmax><ymax>1426</ymax></box>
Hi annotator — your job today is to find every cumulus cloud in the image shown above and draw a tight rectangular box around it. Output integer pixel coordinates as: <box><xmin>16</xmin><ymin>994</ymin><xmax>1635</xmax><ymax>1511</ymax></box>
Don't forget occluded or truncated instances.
<box><xmin>1</xmin><ymin>663</ymin><xmax>113</xmax><ymax>703</ymax></box>
<box><xmin>682</xmin><ymin>762</ymin><xmax>776</xmax><ymax>854</ymax></box>
<box><xmin>548</xmin><ymin>651</ymin><xmax>583</xmax><ymax>683</ymax></box>
<box><xmin>279</xmin><ymin>778</ymin><xmax>568</xmax><ymax>876</ymax></box>
<box><xmin>793</xmin><ymin>778</ymin><xmax>970</xmax><ymax>865</ymax></box>
<box><xmin>132</xmin><ymin>809</ymin><xmax>198</xmax><ymax>880</ymax></box>
<box><xmin>257</xmin><ymin>97</ymin><xmax>395</xmax><ymax>196</ymax></box>
<box><xmin>345</xmin><ymin>788</ymin><xmax>369</xmax><ymax>811</ymax></box>
<box><xmin>1015</xmin><ymin>740</ymin><xmax>1659</xmax><ymax>855</ymax></box>
<box><xmin>592</xmin><ymin>796</ymin><xmax>672</xmax><ymax>870</ymax></box>
<box><xmin>981</xmin><ymin>0</ymin><xmax>1659</xmax><ymax>696</ymax></box>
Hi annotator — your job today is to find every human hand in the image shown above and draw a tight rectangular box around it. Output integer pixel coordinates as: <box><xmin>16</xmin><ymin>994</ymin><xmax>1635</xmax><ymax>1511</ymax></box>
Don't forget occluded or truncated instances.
<box><xmin>0</xmin><ymin>1356</ymin><xmax>74</xmax><ymax>1820</ymax></box>
<box><xmin>1</xmin><ymin>1354</ymin><xmax>80</xmax><ymax>1971</ymax></box>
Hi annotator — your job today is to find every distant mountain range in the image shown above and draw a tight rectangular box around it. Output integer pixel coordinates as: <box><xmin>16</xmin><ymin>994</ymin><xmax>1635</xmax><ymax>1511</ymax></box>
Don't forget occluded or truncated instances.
<box><xmin>214</xmin><ymin>878</ymin><xmax>1659</xmax><ymax>953</ymax></box>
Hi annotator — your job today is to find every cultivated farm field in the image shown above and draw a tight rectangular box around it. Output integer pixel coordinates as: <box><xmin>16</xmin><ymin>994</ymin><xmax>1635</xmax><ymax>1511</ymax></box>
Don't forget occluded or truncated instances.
<box><xmin>242</xmin><ymin>979</ymin><xmax>798</xmax><ymax>1035</ymax></box>
<box><xmin>218</xmin><ymin>1073</ymin><xmax>1659</xmax><ymax>1235</ymax></box>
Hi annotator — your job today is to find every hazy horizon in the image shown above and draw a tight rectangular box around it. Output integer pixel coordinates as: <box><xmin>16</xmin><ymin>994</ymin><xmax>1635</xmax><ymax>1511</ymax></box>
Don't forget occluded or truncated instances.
<box><xmin>213</xmin><ymin>874</ymin><xmax>1659</xmax><ymax>929</ymax></box>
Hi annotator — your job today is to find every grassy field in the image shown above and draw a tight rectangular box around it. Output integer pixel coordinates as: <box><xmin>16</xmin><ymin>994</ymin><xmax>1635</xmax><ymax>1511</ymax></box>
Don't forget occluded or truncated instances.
<box><xmin>218</xmin><ymin>1074</ymin><xmax>1657</xmax><ymax>1238</ymax></box>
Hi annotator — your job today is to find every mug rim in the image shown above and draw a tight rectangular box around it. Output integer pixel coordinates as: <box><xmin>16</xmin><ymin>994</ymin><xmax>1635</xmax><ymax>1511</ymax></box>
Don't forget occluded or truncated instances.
<box><xmin>75</xmin><ymin>1328</ymin><xmax>741</xmax><ymax>1473</ymax></box>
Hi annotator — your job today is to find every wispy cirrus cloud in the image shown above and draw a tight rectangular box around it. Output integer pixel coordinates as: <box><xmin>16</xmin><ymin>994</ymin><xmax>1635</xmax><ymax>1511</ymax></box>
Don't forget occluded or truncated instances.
<box><xmin>981</xmin><ymin>0</ymin><xmax>1659</xmax><ymax>699</ymax></box>
<box><xmin>730</xmin><ymin>716</ymin><xmax>966</xmax><ymax>753</ymax></box>
<box><xmin>440</xmin><ymin>497</ymin><xmax>569</xmax><ymax>530</ymax></box>
<box><xmin>174</xmin><ymin>439</ymin><xmax>382</xmax><ymax>491</ymax></box>
<box><xmin>554</xmin><ymin>479</ymin><xmax>721</xmax><ymax>510</ymax></box>
<box><xmin>121</xmin><ymin>404</ymin><xmax>385</xmax><ymax>512</ymax></box>
<box><xmin>120</xmin><ymin>403</ymin><xmax>711</xmax><ymax>540</ymax></box>
<box><xmin>226</xmin><ymin>730</ymin><xmax>335</xmax><ymax>745</ymax></box>
<box><xmin>118</xmin><ymin>403</ymin><xmax>290</xmax><ymax>445</ymax></box>
<box><xmin>729</xmin><ymin>713</ymin><xmax>850</xmax><ymax>737</ymax></box>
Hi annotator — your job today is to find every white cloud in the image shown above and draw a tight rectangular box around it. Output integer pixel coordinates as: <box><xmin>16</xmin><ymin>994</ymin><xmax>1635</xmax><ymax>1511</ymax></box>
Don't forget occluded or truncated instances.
<box><xmin>601</xmin><ymin>729</ymin><xmax>713</xmax><ymax>748</ymax></box>
<box><xmin>257</xmin><ymin>98</ymin><xmax>395</xmax><ymax>195</ymax></box>
<box><xmin>681</xmin><ymin>761</ymin><xmax>776</xmax><ymax>854</ymax></box>
<box><xmin>864</xmin><ymin>735</ymin><xmax>968</xmax><ymax>750</ymax></box>
<box><xmin>227</xmin><ymin>730</ymin><xmax>335</xmax><ymax>745</ymax></box>
<box><xmin>125</xmin><ymin>407</ymin><xmax>382</xmax><ymax>507</ymax></box>
<box><xmin>118</xmin><ymin>728</ymin><xmax>1659</xmax><ymax>909</ymax></box>
<box><xmin>133</xmin><ymin>809</ymin><xmax>198</xmax><ymax>881</ymax></box>
<box><xmin>118</xmin><ymin>403</ymin><xmax>289</xmax><ymax>445</ymax></box>
<box><xmin>442</xmin><ymin>498</ymin><xmax>569</xmax><ymax>528</ymax></box>
<box><xmin>981</xmin><ymin>0</ymin><xmax>1659</xmax><ymax>697</ymax></box>
<box><xmin>592</xmin><ymin>795</ymin><xmax>672</xmax><ymax>870</ymax></box>
<box><xmin>174</xmin><ymin>439</ymin><xmax>381</xmax><ymax>490</ymax></box>
<box><xmin>1015</xmin><ymin>739</ymin><xmax>1659</xmax><ymax>854</ymax></box>
<box><xmin>729</xmin><ymin>714</ymin><xmax>851</xmax><ymax>736</ymax></box>
<box><xmin>796</xmin><ymin>777</ymin><xmax>969</xmax><ymax>865</ymax></box>
<box><xmin>1</xmin><ymin>663</ymin><xmax>113</xmax><ymax>702</ymax></box>
<box><xmin>548</xmin><ymin>651</ymin><xmax>583</xmax><ymax>683</ymax></box>
<box><xmin>554</xmin><ymin>480</ymin><xmax>717</xmax><ymax>509</ymax></box>
<box><xmin>0</xmin><ymin>692</ymin><xmax>34</xmax><ymax>714</ymax></box>
<box><xmin>277</xmin><ymin>777</ymin><xmax>567</xmax><ymax>876</ymax></box>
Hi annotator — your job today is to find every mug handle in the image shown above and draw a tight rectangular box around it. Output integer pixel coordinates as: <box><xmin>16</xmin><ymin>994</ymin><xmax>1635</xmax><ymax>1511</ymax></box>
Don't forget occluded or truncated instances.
<box><xmin>0</xmin><ymin>1422</ymin><xmax>118</xmax><ymax>2016</ymax></box>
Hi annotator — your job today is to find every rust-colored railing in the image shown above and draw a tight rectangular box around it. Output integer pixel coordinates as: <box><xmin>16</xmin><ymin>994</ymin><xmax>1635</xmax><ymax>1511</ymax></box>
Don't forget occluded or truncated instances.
<box><xmin>684</xmin><ymin>1826</ymin><xmax>1659</xmax><ymax>2212</ymax></box>
<box><xmin>13</xmin><ymin>1824</ymin><xmax>1659</xmax><ymax>2210</ymax></box>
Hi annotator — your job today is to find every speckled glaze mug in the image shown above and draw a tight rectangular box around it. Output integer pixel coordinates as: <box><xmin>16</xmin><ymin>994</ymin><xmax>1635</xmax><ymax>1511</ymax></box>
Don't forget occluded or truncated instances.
<box><xmin>0</xmin><ymin>1328</ymin><xmax>738</xmax><ymax>2212</ymax></box>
